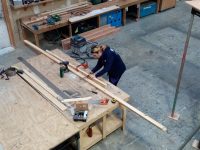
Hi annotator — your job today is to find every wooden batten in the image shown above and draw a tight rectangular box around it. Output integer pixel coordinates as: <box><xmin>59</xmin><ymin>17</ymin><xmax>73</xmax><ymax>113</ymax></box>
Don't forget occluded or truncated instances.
<box><xmin>2</xmin><ymin>0</ymin><xmax>16</xmax><ymax>47</ymax></box>
<box><xmin>24</xmin><ymin>40</ymin><xmax>107</xmax><ymax>88</ymax></box>
<box><xmin>18</xmin><ymin>69</ymin><xmax>67</xmax><ymax>111</ymax></box>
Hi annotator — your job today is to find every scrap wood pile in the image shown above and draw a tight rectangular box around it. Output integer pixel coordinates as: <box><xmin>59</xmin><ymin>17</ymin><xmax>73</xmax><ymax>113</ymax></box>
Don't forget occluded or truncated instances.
<box><xmin>21</xmin><ymin>1</ymin><xmax>93</xmax><ymax>27</ymax></box>
<box><xmin>61</xmin><ymin>25</ymin><xmax>120</xmax><ymax>50</ymax></box>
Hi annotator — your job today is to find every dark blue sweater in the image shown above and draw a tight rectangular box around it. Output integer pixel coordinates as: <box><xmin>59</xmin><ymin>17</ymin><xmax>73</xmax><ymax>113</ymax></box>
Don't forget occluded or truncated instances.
<box><xmin>92</xmin><ymin>47</ymin><xmax>126</xmax><ymax>78</ymax></box>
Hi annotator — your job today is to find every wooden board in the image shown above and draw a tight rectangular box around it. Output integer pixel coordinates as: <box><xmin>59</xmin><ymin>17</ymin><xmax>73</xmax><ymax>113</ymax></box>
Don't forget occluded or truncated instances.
<box><xmin>0</xmin><ymin>76</ymin><xmax>78</xmax><ymax>150</ymax></box>
<box><xmin>51</xmin><ymin>49</ymin><xmax>167</xmax><ymax>132</ymax></box>
<box><xmin>186</xmin><ymin>0</ymin><xmax>200</xmax><ymax>11</ymax></box>
<box><xmin>61</xmin><ymin>25</ymin><xmax>120</xmax><ymax>50</ymax></box>
<box><xmin>2</xmin><ymin>0</ymin><xmax>15</xmax><ymax>47</ymax></box>
<box><xmin>19</xmin><ymin>69</ymin><xmax>67</xmax><ymax>111</ymax></box>
<box><xmin>24</xmin><ymin>40</ymin><xmax>107</xmax><ymax>88</ymax></box>
<box><xmin>16</xmin><ymin>49</ymin><xmax>130</xmax><ymax>129</ymax></box>
<box><xmin>69</xmin><ymin>5</ymin><xmax>120</xmax><ymax>23</ymax></box>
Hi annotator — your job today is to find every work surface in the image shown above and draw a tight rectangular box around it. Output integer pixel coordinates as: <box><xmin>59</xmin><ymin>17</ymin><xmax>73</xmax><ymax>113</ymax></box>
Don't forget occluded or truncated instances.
<box><xmin>0</xmin><ymin>49</ymin><xmax>129</xmax><ymax>150</ymax></box>
<box><xmin>0</xmin><ymin>76</ymin><xmax>79</xmax><ymax>150</ymax></box>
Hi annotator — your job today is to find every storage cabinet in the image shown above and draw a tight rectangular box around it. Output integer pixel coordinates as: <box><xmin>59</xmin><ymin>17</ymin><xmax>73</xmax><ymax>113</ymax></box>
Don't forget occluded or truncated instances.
<box><xmin>159</xmin><ymin>0</ymin><xmax>176</xmax><ymax>11</ymax></box>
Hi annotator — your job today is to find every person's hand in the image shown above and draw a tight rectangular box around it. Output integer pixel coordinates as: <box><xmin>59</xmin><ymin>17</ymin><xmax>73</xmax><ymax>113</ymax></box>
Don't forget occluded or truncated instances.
<box><xmin>86</xmin><ymin>71</ymin><xmax>94</xmax><ymax>79</ymax></box>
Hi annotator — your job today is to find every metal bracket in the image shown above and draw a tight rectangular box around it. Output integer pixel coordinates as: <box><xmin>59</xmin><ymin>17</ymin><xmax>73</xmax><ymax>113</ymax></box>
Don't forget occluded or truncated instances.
<box><xmin>191</xmin><ymin>8</ymin><xmax>200</xmax><ymax>17</ymax></box>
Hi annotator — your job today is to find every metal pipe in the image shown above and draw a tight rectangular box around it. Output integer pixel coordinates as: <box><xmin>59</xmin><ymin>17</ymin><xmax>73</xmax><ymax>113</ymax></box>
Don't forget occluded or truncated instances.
<box><xmin>171</xmin><ymin>13</ymin><xmax>195</xmax><ymax>117</ymax></box>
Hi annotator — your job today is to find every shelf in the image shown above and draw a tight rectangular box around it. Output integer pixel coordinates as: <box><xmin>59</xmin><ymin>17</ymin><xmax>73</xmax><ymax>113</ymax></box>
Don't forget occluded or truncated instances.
<box><xmin>106</xmin><ymin>114</ymin><xmax>122</xmax><ymax>136</ymax></box>
<box><xmin>10</xmin><ymin>0</ymin><xmax>53</xmax><ymax>10</ymax></box>
<box><xmin>81</xmin><ymin>125</ymin><xmax>102</xmax><ymax>150</ymax></box>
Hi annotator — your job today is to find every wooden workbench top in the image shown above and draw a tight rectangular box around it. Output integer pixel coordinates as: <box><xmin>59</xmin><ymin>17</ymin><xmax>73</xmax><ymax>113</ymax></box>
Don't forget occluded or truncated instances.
<box><xmin>0</xmin><ymin>76</ymin><xmax>78</xmax><ymax>150</ymax></box>
<box><xmin>16</xmin><ymin>49</ymin><xmax>130</xmax><ymax>130</ymax></box>
<box><xmin>186</xmin><ymin>0</ymin><xmax>200</xmax><ymax>11</ymax></box>
<box><xmin>0</xmin><ymin>48</ymin><xmax>129</xmax><ymax>149</ymax></box>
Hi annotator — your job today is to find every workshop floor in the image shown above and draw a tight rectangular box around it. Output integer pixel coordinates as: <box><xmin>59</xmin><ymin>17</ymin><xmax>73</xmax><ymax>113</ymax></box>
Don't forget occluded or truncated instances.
<box><xmin>0</xmin><ymin>1</ymin><xmax>200</xmax><ymax>150</ymax></box>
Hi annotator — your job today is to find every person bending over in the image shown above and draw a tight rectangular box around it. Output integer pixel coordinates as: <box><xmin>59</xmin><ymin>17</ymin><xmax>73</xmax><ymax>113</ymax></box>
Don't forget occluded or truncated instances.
<box><xmin>90</xmin><ymin>45</ymin><xmax>126</xmax><ymax>86</ymax></box>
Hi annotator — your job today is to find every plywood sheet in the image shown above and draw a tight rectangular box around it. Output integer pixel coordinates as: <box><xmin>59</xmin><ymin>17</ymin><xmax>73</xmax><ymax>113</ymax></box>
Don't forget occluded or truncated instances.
<box><xmin>16</xmin><ymin>49</ymin><xmax>130</xmax><ymax>130</ymax></box>
<box><xmin>0</xmin><ymin>76</ymin><xmax>78</xmax><ymax>150</ymax></box>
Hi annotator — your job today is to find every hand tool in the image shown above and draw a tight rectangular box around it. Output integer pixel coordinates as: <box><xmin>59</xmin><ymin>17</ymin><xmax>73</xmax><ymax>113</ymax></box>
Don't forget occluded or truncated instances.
<box><xmin>73</xmin><ymin>110</ymin><xmax>88</xmax><ymax>122</ymax></box>
<box><xmin>0</xmin><ymin>66</ymin><xmax>23</xmax><ymax>80</ymax></box>
<box><xmin>111</xmin><ymin>98</ymin><xmax>116</xmax><ymax>103</ymax></box>
<box><xmin>100</xmin><ymin>98</ymin><xmax>109</xmax><ymax>105</ymax></box>
<box><xmin>76</xmin><ymin>61</ymin><xmax>89</xmax><ymax>71</ymax></box>
<box><xmin>59</xmin><ymin>61</ymin><xmax>69</xmax><ymax>78</ymax></box>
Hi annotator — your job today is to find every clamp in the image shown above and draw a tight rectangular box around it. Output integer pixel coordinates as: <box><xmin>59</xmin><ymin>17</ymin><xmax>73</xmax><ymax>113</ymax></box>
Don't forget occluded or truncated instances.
<box><xmin>76</xmin><ymin>62</ymin><xmax>89</xmax><ymax>71</ymax></box>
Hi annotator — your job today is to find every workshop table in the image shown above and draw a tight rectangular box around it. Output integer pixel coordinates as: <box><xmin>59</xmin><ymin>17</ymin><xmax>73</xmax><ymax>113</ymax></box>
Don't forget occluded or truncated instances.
<box><xmin>0</xmin><ymin>49</ymin><xmax>130</xmax><ymax>150</ymax></box>
<box><xmin>0</xmin><ymin>75</ymin><xmax>79</xmax><ymax>150</ymax></box>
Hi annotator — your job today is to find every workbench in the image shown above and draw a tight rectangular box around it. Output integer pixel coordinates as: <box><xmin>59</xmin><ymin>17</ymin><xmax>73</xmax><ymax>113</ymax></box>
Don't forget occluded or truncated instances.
<box><xmin>0</xmin><ymin>73</ymin><xmax>79</xmax><ymax>149</ymax></box>
<box><xmin>20</xmin><ymin>0</ymin><xmax>160</xmax><ymax>47</ymax></box>
<box><xmin>0</xmin><ymin>49</ymin><xmax>129</xmax><ymax>150</ymax></box>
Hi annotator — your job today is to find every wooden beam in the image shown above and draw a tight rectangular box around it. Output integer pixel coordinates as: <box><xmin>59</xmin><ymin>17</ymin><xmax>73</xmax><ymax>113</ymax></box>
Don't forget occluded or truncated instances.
<box><xmin>23</xmin><ymin>69</ymin><xmax>62</xmax><ymax>100</ymax></box>
<box><xmin>74</xmin><ymin>70</ymin><xmax>167</xmax><ymax>131</ymax></box>
<box><xmin>45</xmin><ymin>50</ymin><xmax>107</xmax><ymax>88</ymax></box>
<box><xmin>24</xmin><ymin>40</ymin><xmax>107</xmax><ymax>87</ymax></box>
<box><xmin>23</xmin><ymin>40</ymin><xmax>167</xmax><ymax>131</ymax></box>
<box><xmin>2</xmin><ymin>0</ymin><xmax>16</xmax><ymax>47</ymax></box>
<box><xmin>53</xmin><ymin>55</ymin><xmax>167</xmax><ymax>131</ymax></box>
<box><xmin>18</xmin><ymin>70</ymin><xmax>67</xmax><ymax>111</ymax></box>
<box><xmin>62</xmin><ymin>97</ymin><xmax>92</xmax><ymax>103</ymax></box>
<box><xmin>24</xmin><ymin>40</ymin><xmax>61</xmax><ymax>64</ymax></box>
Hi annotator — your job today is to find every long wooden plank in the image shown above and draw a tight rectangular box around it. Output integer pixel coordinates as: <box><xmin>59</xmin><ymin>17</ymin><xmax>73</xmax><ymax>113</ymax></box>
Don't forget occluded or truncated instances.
<box><xmin>45</xmin><ymin>50</ymin><xmax>107</xmax><ymax>88</ymax></box>
<box><xmin>62</xmin><ymin>97</ymin><xmax>92</xmax><ymax>103</ymax></box>
<box><xmin>62</xmin><ymin>25</ymin><xmax>119</xmax><ymax>50</ymax></box>
<box><xmin>18</xmin><ymin>70</ymin><xmax>67</xmax><ymax>111</ymax></box>
<box><xmin>23</xmin><ymin>69</ymin><xmax>62</xmax><ymax>100</ymax></box>
<box><xmin>24</xmin><ymin>40</ymin><xmax>107</xmax><ymax>88</ymax></box>
<box><xmin>65</xmin><ymin>59</ymin><xmax>167</xmax><ymax>131</ymax></box>
<box><xmin>24</xmin><ymin>40</ymin><xmax>167</xmax><ymax>131</ymax></box>
<box><xmin>62</xmin><ymin>25</ymin><xmax>112</xmax><ymax>45</ymax></box>
<box><xmin>86</xmin><ymin>28</ymin><xmax>120</xmax><ymax>41</ymax></box>
<box><xmin>69</xmin><ymin>5</ymin><xmax>120</xmax><ymax>23</ymax></box>
<box><xmin>73</xmin><ymin>67</ymin><xmax>167</xmax><ymax>131</ymax></box>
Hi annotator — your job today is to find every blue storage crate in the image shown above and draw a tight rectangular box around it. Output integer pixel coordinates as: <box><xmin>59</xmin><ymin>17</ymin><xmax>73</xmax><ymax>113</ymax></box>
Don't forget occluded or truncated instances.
<box><xmin>140</xmin><ymin>2</ymin><xmax>157</xmax><ymax>17</ymax></box>
<box><xmin>100</xmin><ymin>10</ymin><xmax>122</xmax><ymax>27</ymax></box>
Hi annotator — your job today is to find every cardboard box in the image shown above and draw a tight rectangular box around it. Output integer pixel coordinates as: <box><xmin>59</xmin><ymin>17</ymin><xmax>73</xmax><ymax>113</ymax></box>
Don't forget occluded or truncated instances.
<box><xmin>75</xmin><ymin>103</ymin><xmax>88</xmax><ymax>111</ymax></box>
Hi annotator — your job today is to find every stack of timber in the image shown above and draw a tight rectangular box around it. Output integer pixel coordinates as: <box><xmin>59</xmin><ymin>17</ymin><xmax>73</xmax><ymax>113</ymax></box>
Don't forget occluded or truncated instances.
<box><xmin>61</xmin><ymin>25</ymin><xmax>120</xmax><ymax>50</ymax></box>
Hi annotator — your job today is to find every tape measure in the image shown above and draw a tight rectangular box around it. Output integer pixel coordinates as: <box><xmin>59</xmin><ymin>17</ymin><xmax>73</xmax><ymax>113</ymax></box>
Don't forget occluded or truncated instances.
<box><xmin>111</xmin><ymin>98</ymin><xmax>116</xmax><ymax>103</ymax></box>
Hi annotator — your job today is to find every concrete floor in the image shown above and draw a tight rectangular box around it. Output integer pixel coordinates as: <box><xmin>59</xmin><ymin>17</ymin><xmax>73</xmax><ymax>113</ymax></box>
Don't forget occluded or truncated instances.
<box><xmin>1</xmin><ymin>1</ymin><xmax>200</xmax><ymax>150</ymax></box>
